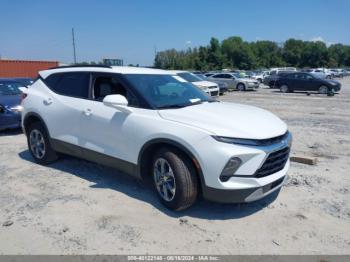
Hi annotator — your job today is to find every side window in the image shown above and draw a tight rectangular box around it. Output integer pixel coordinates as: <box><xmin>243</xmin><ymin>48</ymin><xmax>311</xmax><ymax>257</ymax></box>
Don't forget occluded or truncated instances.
<box><xmin>222</xmin><ymin>74</ymin><xmax>232</xmax><ymax>79</ymax></box>
<box><xmin>47</xmin><ymin>72</ymin><xmax>90</xmax><ymax>98</ymax></box>
<box><xmin>305</xmin><ymin>74</ymin><xmax>314</xmax><ymax>80</ymax></box>
<box><xmin>92</xmin><ymin>75</ymin><xmax>139</xmax><ymax>107</ymax></box>
<box><xmin>213</xmin><ymin>74</ymin><xmax>231</xmax><ymax>79</ymax></box>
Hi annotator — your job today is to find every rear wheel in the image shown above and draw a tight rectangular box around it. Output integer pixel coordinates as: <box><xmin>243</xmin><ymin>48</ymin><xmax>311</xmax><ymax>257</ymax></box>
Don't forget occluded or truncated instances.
<box><xmin>280</xmin><ymin>84</ymin><xmax>289</xmax><ymax>93</ymax></box>
<box><xmin>237</xmin><ymin>83</ymin><xmax>246</xmax><ymax>91</ymax></box>
<box><xmin>27</xmin><ymin>122</ymin><xmax>58</xmax><ymax>165</ymax></box>
<box><xmin>318</xmin><ymin>85</ymin><xmax>328</xmax><ymax>94</ymax></box>
<box><xmin>152</xmin><ymin>148</ymin><xmax>198</xmax><ymax>211</ymax></box>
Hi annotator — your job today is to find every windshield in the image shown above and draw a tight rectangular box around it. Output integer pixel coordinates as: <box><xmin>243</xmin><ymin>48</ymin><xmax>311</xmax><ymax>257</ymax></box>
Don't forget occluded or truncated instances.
<box><xmin>177</xmin><ymin>72</ymin><xmax>202</xmax><ymax>82</ymax></box>
<box><xmin>233</xmin><ymin>73</ymin><xmax>243</xmax><ymax>78</ymax></box>
<box><xmin>123</xmin><ymin>74</ymin><xmax>214</xmax><ymax>109</ymax></box>
<box><xmin>0</xmin><ymin>82</ymin><xmax>22</xmax><ymax>95</ymax></box>
<box><xmin>194</xmin><ymin>74</ymin><xmax>206</xmax><ymax>80</ymax></box>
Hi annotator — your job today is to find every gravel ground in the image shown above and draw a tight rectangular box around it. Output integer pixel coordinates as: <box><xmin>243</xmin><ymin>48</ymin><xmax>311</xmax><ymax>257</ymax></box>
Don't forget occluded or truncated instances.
<box><xmin>0</xmin><ymin>78</ymin><xmax>349</xmax><ymax>255</ymax></box>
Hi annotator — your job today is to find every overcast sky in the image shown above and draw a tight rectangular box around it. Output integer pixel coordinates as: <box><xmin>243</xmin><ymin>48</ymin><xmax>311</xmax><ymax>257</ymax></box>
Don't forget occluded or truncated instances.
<box><xmin>1</xmin><ymin>0</ymin><xmax>349</xmax><ymax>65</ymax></box>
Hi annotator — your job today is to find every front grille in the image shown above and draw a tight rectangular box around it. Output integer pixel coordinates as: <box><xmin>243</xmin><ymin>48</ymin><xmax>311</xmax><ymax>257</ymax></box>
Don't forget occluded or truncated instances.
<box><xmin>208</xmin><ymin>86</ymin><xmax>217</xmax><ymax>89</ymax></box>
<box><xmin>211</xmin><ymin>91</ymin><xmax>219</xmax><ymax>96</ymax></box>
<box><xmin>255</xmin><ymin>147</ymin><xmax>290</xmax><ymax>178</ymax></box>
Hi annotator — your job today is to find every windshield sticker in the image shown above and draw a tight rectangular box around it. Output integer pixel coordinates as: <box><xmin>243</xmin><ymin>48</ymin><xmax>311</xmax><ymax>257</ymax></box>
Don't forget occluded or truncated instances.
<box><xmin>172</xmin><ymin>75</ymin><xmax>187</xmax><ymax>82</ymax></box>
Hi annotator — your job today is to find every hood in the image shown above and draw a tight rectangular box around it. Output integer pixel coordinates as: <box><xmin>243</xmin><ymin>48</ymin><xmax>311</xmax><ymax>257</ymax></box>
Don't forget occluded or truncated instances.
<box><xmin>158</xmin><ymin>102</ymin><xmax>287</xmax><ymax>139</ymax></box>
<box><xmin>192</xmin><ymin>81</ymin><xmax>218</xmax><ymax>88</ymax></box>
<box><xmin>324</xmin><ymin>79</ymin><xmax>340</xmax><ymax>85</ymax></box>
<box><xmin>0</xmin><ymin>94</ymin><xmax>21</xmax><ymax>107</ymax></box>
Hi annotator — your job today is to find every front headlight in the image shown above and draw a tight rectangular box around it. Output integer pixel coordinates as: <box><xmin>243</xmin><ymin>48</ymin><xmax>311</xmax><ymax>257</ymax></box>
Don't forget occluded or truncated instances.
<box><xmin>213</xmin><ymin>131</ymin><xmax>291</xmax><ymax>147</ymax></box>
<box><xmin>213</xmin><ymin>136</ymin><xmax>262</xmax><ymax>146</ymax></box>
<box><xmin>9</xmin><ymin>105</ymin><xmax>23</xmax><ymax>113</ymax></box>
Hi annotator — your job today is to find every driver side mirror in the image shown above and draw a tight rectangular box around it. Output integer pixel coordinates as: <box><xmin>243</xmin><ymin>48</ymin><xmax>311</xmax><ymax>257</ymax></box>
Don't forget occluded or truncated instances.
<box><xmin>103</xmin><ymin>95</ymin><xmax>133</xmax><ymax>114</ymax></box>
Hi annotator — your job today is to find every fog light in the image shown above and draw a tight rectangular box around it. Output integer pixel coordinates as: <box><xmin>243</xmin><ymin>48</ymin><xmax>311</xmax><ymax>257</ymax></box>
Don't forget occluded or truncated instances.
<box><xmin>219</xmin><ymin>157</ymin><xmax>242</xmax><ymax>182</ymax></box>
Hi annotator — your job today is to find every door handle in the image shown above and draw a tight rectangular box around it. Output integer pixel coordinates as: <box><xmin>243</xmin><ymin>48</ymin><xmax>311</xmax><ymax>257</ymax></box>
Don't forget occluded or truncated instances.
<box><xmin>83</xmin><ymin>108</ymin><xmax>93</xmax><ymax>116</ymax></box>
<box><xmin>43</xmin><ymin>97</ymin><xmax>53</xmax><ymax>105</ymax></box>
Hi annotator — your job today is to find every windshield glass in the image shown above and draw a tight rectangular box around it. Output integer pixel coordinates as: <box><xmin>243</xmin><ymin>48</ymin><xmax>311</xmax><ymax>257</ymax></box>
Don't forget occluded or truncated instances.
<box><xmin>194</xmin><ymin>74</ymin><xmax>206</xmax><ymax>80</ymax></box>
<box><xmin>0</xmin><ymin>82</ymin><xmax>22</xmax><ymax>95</ymax></box>
<box><xmin>123</xmin><ymin>74</ymin><xmax>213</xmax><ymax>109</ymax></box>
<box><xmin>177</xmin><ymin>72</ymin><xmax>202</xmax><ymax>82</ymax></box>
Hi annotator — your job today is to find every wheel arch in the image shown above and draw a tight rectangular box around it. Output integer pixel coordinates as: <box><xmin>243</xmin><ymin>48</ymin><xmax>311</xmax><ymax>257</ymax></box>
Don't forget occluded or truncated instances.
<box><xmin>137</xmin><ymin>138</ymin><xmax>205</xmax><ymax>192</ymax></box>
<box><xmin>23</xmin><ymin>112</ymin><xmax>50</xmax><ymax>137</ymax></box>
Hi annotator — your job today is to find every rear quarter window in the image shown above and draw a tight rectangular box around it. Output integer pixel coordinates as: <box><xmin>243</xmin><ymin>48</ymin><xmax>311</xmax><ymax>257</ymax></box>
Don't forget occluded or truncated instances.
<box><xmin>44</xmin><ymin>72</ymin><xmax>90</xmax><ymax>99</ymax></box>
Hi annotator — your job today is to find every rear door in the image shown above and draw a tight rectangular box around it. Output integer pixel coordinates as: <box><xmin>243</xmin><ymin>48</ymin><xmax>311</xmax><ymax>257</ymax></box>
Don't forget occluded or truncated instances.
<box><xmin>42</xmin><ymin>72</ymin><xmax>91</xmax><ymax>148</ymax></box>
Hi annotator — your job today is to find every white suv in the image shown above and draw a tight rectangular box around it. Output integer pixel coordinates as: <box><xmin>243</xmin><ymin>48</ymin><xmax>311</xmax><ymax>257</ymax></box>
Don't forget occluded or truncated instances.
<box><xmin>21</xmin><ymin>66</ymin><xmax>292</xmax><ymax>211</ymax></box>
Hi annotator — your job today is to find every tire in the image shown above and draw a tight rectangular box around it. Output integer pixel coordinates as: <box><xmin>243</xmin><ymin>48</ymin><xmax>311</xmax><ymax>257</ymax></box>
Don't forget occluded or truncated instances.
<box><xmin>152</xmin><ymin>147</ymin><xmax>198</xmax><ymax>211</ymax></box>
<box><xmin>258</xmin><ymin>78</ymin><xmax>262</xmax><ymax>83</ymax></box>
<box><xmin>237</xmin><ymin>83</ymin><xmax>246</xmax><ymax>91</ymax></box>
<box><xmin>280</xmin><ymin>84</ymin><xmax>289</xmax><ymax>93</ymax></box>
<box><xmin>27</xmin><ymin>122</ymin><xmax>58</xmax><ymax>165</ymax></box>
<box><xmin>318</xmin><ymin>85</ymin><xmax>328</xmax><ymax>94</ymax></box>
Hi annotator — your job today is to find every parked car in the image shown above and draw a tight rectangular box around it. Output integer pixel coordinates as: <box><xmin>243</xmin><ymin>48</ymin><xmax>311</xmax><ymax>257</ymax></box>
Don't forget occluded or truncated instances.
<box><xmin>330</xmin><ymin>69</ymin><xmax>344</xmax><ymax>78</ymax></box>
<box><xmin>251</xmin><ymin>72</ymin><xmax>265</xmax><ymax>83</ymax></box>
<box><xmin>275</xmin><ymin>72</ymin><xmax>341</xmax><ymax>94</ymax></box>
<box><xmin>21</xmin><ymin>65</ymin><xmax>291</xmax><ymax>210</ymax></box>
<box><xmin>0</xmin><ymin>77</ymin><xmax>34</xmax><ymax>87</ymax></box>
<box><xmin>263</xmin><ymin>71</ymin><xmax>295</xmax><ymax>88</ymax></box>
<box><xmin>194</xmin><ymin>73</ymin><xmax>228</xmax><ymax>95</ymax></box>
<box><xmin>207</xmin><ymin>73</ymin><xmax>259</xmax><ymax>91</ymax></box>
<box><xmin>0</xmin><ymin>80</ymin><xmax>23</xmax><ymax>130</ymax></box>
<box><xmin>169</xmin><ymin>71</ymin><xmax>220</xmax><ymax>97</ymax></box>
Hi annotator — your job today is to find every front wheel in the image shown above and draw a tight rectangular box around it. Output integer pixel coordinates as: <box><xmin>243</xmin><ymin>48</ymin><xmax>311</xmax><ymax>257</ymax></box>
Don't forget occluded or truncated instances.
<box><xmin>280</xmin><ymin>84</ymin><xmax>289</xmax><ymax>93</ymax></box>
<box><xmin>27</xmin><ymin>122</ymin><xmax>58</xmax><ymax>165</ymax></box>
<box><xmin>318</xmin><ymin>85</ymin><xmax>328</xmax><ymax>94</ymax></box>
<box><xmin>237</xmin><ymin>83</ymin><xmax>246</xmax><ymax>91</ymax></box>
<box><xmin>152</xmin><ymin>148</ymin><xmax>198</xmax><ymax>211</ymax></box>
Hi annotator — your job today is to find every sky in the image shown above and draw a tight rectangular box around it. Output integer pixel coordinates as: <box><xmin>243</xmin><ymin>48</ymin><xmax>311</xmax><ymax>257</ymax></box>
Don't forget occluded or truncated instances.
<box><xmin>0</xmin><ymin>0</ymin><xmax>349</xmax><ymax>66</ymax></box>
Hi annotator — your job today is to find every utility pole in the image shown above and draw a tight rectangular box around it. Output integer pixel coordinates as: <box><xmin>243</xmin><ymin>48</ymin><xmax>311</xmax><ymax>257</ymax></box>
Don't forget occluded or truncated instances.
<box><xmin>72</xmin><ymin>28</ymin><xmax>77</xmax><ymax>64</ymax></box>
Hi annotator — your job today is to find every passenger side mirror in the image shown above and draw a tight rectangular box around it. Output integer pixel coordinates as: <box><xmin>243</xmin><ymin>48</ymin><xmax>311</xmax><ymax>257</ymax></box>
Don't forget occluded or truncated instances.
<box><xmin>103</xmin><ymin>95</ymin><xmax>133</xmax><ymax>114</ymax></box>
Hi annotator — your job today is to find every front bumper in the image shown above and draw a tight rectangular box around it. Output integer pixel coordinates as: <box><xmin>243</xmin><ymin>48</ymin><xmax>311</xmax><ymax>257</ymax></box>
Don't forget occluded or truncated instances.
<box><xmin>193</xmin><ymin>132</ymin><xmax>292</xmax><ymax>203</ymax></box>
<box><xmin>203</xmin><ymin>175</ymin><xmax>287</xmax><ymax>203</ymax></box>
<box><xmin>247</xmin><ymin>83</ymin><xmax>259</xmax><ymax>90</ymax></box>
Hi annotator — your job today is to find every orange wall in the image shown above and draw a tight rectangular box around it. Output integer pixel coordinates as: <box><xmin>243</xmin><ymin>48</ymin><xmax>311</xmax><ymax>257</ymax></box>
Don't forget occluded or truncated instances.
<box><xmin>0</xmin><ymin>60</ymin><xmax>59</xmax><ymax>78</ymax></box>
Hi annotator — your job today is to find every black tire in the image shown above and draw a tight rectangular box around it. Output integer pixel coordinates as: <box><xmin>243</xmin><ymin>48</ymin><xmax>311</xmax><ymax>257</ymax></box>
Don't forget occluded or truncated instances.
<box><xmin>26</xmin><ymin>122</ymin><xmax>58</xmax><ymax>165</ymax></box>
<box><xmin>318</xmin><ymin>85</ymin><xmax>329</xmax><ymax>94</ymax></box>
<box><xmin>152</xmin><ymin>147</ymin><xmax>198</xmax><ymax>211</ymax></box>
<box><xmin>237</xmin><ymin>83</ymin><xmax>246</xmax><ymax>91</ymax></box>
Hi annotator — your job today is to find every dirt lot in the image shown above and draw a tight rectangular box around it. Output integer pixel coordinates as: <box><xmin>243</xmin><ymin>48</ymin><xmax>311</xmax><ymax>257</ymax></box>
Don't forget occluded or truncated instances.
<box><xmin>0</xmin><ymin>78</ymin><xmax>349</xmax><ymax>255</ymax></box>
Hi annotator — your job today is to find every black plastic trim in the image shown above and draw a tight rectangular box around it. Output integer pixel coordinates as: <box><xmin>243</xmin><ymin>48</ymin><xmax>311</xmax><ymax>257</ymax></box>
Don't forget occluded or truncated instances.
<box><xmin>50</xmin><ymin>139</ymin><xmax>140</xmax><ymax>179</ymax></box>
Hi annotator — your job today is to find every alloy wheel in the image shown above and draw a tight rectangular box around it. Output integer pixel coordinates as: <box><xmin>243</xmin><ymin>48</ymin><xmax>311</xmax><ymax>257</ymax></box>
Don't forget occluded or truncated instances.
<box><xmin>153</xmin><ymin>158</ymin><xmax>176</xmax><ymax>202</ymax></box>
<box><xmin>29</xmin><ymin>129</ymin><xmax>46</xmax><ymax>159</ymax></box>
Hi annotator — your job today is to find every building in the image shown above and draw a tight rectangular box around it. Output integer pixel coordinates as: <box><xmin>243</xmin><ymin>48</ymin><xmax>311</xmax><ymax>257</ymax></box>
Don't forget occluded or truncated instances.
<box><xmin>0</xmin><ymin>59</ymin><xmax>59</xmax><ymax>78</ymax></box>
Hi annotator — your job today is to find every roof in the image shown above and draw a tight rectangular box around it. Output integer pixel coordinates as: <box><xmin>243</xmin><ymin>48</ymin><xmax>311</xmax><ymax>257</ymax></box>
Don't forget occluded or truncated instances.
<box><xmin>39</xmin><ymin>66</ymin><xmax>173</xmax><ymax>79</ymax></box>
<box><xmin>167</xmin><ymin>70</ymin><xmax>188</xmax><ymax>74</ymax></box>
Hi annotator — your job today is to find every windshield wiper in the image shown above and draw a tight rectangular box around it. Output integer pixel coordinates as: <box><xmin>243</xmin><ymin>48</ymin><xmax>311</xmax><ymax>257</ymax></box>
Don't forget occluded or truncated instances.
<box><xmin>156</xmin><ymin>104</ymin><xmax>188</xmax><ymax>109</ymax></box>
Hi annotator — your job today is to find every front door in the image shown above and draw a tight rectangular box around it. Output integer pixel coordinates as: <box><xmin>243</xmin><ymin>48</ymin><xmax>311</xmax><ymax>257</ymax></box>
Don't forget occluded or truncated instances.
<box><xmin>78</xmin><ymin>73</ymin><xmax>141</xmax><ymax>171</ymax></box>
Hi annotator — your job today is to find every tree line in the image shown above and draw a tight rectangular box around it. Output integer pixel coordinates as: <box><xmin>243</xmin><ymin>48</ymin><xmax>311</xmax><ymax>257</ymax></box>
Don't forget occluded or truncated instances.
<box><xmin>154</xmin><ymin>36</ymin><xmax>350</xmax><ymax>71</ymax></box>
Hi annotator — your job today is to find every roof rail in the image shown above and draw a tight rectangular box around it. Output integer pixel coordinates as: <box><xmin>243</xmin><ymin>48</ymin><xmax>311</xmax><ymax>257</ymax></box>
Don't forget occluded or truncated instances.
<box><xmin>48</xmin><ymin>64</ymin><xmax>113</xmax><ymax>70</ymax></box>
